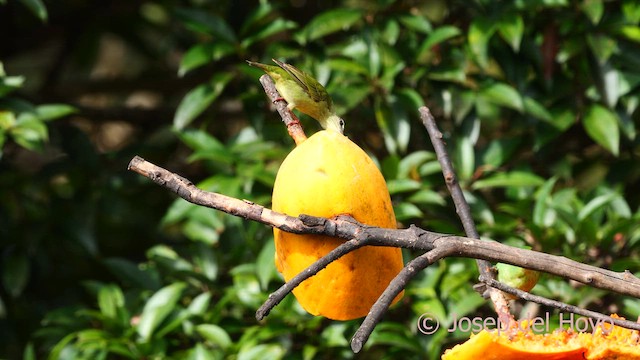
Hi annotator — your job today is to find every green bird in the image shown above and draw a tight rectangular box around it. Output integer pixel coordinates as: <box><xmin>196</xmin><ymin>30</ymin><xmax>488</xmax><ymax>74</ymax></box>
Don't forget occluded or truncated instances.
<box><xmin>247</xmin><ymin>59</ymin><xmax>345</xmax><ymax>134</ymax></box>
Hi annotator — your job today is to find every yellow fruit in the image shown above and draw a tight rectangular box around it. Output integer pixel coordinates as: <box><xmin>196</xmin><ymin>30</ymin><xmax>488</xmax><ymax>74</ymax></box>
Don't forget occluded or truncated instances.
<box><xmin>272</xmin><ymin>130</ymin><xmax>404</xmax><ymax>320</ymax></box>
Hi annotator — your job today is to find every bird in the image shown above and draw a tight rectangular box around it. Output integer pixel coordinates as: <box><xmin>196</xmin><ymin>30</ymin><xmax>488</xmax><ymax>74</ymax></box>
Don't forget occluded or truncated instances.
<box><xmin>247</xmin><ymin>59</ymin><xmax>345</xmax><ymax>134</ymax></box>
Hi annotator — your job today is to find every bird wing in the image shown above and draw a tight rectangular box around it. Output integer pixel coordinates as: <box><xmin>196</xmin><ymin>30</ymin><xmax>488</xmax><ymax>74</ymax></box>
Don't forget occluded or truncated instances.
<box><xmin>272</xmin><ymin>59</ymin><xmax>332</xmax><ymax>108</ymax></box>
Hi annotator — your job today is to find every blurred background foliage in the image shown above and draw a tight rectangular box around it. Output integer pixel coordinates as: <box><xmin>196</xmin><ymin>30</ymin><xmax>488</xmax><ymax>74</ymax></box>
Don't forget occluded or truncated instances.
<box><xmin>1</xmin><ymin>0</ymin><xmax>640</xmax><ymax>358</ymax></box>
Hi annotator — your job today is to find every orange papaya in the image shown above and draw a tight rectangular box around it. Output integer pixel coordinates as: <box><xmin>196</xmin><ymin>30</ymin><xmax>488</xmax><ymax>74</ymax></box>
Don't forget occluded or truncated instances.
<box><xmin>442</xmin><ymin>315</ymin><xmax>640</xmax><ymax>360</ymax></box>
<box><xmin>271</xmin><ymin>130</ymin><xmax>404</xmax><ymax>320</ymax></box>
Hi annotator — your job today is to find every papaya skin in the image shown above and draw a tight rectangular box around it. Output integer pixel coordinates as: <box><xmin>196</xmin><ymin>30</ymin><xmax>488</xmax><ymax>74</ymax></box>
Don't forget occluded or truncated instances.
<box><xmin>272</xmin><ymin>130</ymin><xmax>404</xmax><ymax>320</ymax></box>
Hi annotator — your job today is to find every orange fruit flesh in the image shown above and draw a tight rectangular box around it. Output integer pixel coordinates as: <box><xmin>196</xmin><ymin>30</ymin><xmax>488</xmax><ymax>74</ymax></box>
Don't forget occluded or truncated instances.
<box><xmin>272</xmin><ymin>130</ymin><xmax>404</xmax><ymax>320</ymax></box>
<box><xmin>442</xmin><ymin>315</ymin><xmax>640</xmax><ymax>360</ymax></box>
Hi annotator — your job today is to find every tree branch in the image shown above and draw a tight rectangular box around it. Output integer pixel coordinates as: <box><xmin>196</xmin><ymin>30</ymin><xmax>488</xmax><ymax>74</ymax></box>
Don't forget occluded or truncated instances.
<box><xmin>127</xmin><ymin>156</ymin><xmax>640</xmax><ymax>299</ymax></box>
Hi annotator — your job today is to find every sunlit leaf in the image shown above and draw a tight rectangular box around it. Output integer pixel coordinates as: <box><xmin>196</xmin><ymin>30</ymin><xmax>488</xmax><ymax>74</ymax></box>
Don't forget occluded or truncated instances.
<box><xmin>524</xmin><ymin>97</ymin><xmax>552</xmax><ymax>122</ymax></box>
<box><xmin>479</xmin><ymin>82</ymin><xmax>524</xmax><ymax>112</ymax></box>
<box><xmin>578</xmin><ymin>193</ymin><xmax>617</xmax><ymax>221</ymax></box>
<box><xmin>468</xmin><ymin>19</ymin><xmax>496</xmax><ymax>69</ymax></box>
<box><xmin>397</xmin><ymin>14</ymin><xmax>432</xmax><ymax>34</ymax></box>
<box><xmin>387</xmin><ymin>179</ymin><xmax>421</xmax><ymax>194</ymax></box>
<box><xmin>497</xmin><ymin>15</ymin><xmax>524</xmax><ymax>51</ymax></box>
<box><xmin>393</xmin><ymin>202</ymin><xmax>424</xmax><ymax>221</ymax></box>
<box><xmin>237</xmin><ymin>344</ymin><xmax>285</xmax><ymax>360</ymax></box>
<box><xmin>174</xmin><ymin>73</ymin><xmax>233</xmax><ymax>130</ymax></box>
<box><xmin>454</xmin><ymin>133</ymin><xmax>475</xmax><ymax>181</ymax></box>
<box><xmin>397</xmin><ymin>151</ymin><xmax>436</xmax><ymax>179</ymax></box>
<box><xmin>472</xmin><ymin>171</ymin><xmax>545</xmax><ymax>189</ymax></box>
<box><xmin>179</xmin><ymin>43</ymin><xmax>234</xmax><ymax>77</ymax></box>
<box><xmin>188</xmin><ymin>292</ymin><xmax>212</xmax><ymax>316</ymax></box>
<box><xmin>196</xmin><ymin>324</ymin><xmax>232</xmax><ymax>350</ymax></box>
<box><xmin>256</xmin><ymin>240</ymin><xmax>276</xmax><ymax>290</ymax></box>
<box><xmin>97</xmin><ymin>284</ymin><xmax>125</xmax><ymax>320</ymax></box>
<box><xmin>418</xmin><ymin>26</ymin><xmax>461</xmax><ymax>60</ymax></box>
<box><xmin>583</xmin><ymin>104</ymin><xmax>619</xmax><ymax>156</ymax></box>
<box><xmin>296</xmin><ymin>8</ymin><xmax>361</xmax><ymax>44</ymax></box>
<box><xmin>137</xmin><ymin>282</ymin><xmax>187</xmax><ymax>341</ymax></box>
<box><xmin>533</xmin><ymin>177</ymin><xmax>558</xmax><ymax>227</ymax></box>
<box><xmin>241</xmin><ymin>18</ymin><xmax>297</xmax><ymax>48</ymax></box>
<box><xmin>35</xmin><ymin>104</ymin><xmax>77</xmax><ymax>121</ymax></box>
<box><xmin>581</xmin><ymin>0</ymin><xmax>604</xmax><ymax>24</ymax></box>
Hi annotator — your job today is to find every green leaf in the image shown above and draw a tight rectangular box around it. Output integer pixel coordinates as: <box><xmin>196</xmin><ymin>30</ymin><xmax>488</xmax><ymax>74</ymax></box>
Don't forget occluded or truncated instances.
<box><xmin>192</xmin><ymin>245</ymin><xmax>218</xmax><ymax>281</ymax></box>
<box><xmin>427</xmin><ymin>67</ymin><xmax>466</xmax><ymax>83</ymax></box>
<box><xmin>578</xmin><ymin>193</ymin><xmax>617</xmax><ymax>221</ymax></box>
<box><xmin>479</xmin><ymin>82</ymin><xmax>524</xmax><ymax>112</ymax></box>
<box><xmin>583</xmin><ymin>104</ymin><xmax>619</xmax><ymax>156</ymax></box>
<box><xmin>2</xmin><ymin>253</ymin><xmax>29</xmax><ymax>298</ymax></box>
<box><xmin>581</xmin><ymin>0</ymin><xmax>604</xmax><ymax>24</ymax></box>
<box><xmin>481</xmin><ymin>138</ymin><xmax>519</xmax><ymax>169</ymax></box>
<box><xmin>472</xmin><ymin>171</ymin><xmax>545</xmax><ymax>189</ymax></box>
<box><xmin>179</xmin><ymin>43</ymin><xmax>234</xmax><ymax>77</ymax></box>
<box><xmin>9</xmin><ymin>116</ymin><xmax>48</xmax><ymax>151</ymax></box>
<box><xmin>188</xmin><ymin>292</ymin><xmax>212</xmax><ymax>316</ymax></box>
<box><xmin>497</xmin><ymin>15</ymin><xmax>523</xmax><ymax>52</ymax></box>
<box><xmin>175</xmin><ymin>8</ymin><xmax>236</xmax><ymax>43</ymax></box>
<box><xmin>23</xmin><ymin>342</ymin><xmax>35</xmax><ymax>360</ymax></box>
<box><xmin>418</xmin><ymin>26</ymin><xmax>461</xmax><ymax>61</ymax></box>
<box><xmin>533</xmin><ymin>177</ymin><xmax>558</xmax><ymax>227</ymax></box>
<box><xmin>137</xmin><ymin>282</ymin><xmax>187</xmax><ymax>341</ymax></box>
<box><xmin>237</xmin><ymin>344</ymin><xmax>285</xmax><ymax>360</ymax></box>
<box><xmin>407</xmin><ymin>189</ymin><xmax>446</xmax><ymax>206</ymax></box>
<box><xmin>454</xmin><ymin>135</ymin><xmax>475</xmax><ymax>181</ymax></box>
<box><xmin>174</xmin><ymin>73</ymin><xmax>233</xmax><ymax>130</ymax></box>
<box><xmin>468</xmin><ymin>18</ymin><xmax>496</xmax><ymax>69</ymax></box>
<box><xmin>623</xmin><ymin>0</ymin><xmax>640</xmax><ymax>23</ymax></box>
<box><xmin>97</xmin><ymin>284</ymin><xmax>125</xmax><ymax>320</ymax></box>
<box><xmin>393</xmin><ymin>202</ymin><xmax>424</xmax><ymax>221</ymax></box>
<box><xmin>35</xmin><ymin>104</ymin><xmax>77</xmax><ymax>121</ymax></box>
<box><xmin>387</xmin><ymin>179</ymin><xmax>421</xmax><ymax>194</ymax></box>
<box><xmin>618</xmin><ymin>25</ymin><xmax>640</xmax><ymax>42</ymax></box>
<box><xmin>103</xmin><ymin>257</ymin><xmax>160</xmax><ymax>290</ymax></box>
<box><xmin>19</xmin><ymin>0</ymin><xmax>47</xmax><ymax>21</ymax></box>
<box><xmin>321</xmin><ymin>323</ymin><xmax>349</xmax><ymax>347</ymax></box>
<box><xmin>178</xmin><ymin>128</ymin><xmax>226</xmax><ymax>153</ymax></box>
<box><xmin>256</xmin><ymin>240</ymin><xmax>276</xmax><ymax>290</ymax></box>
<box><xmin>524</xmin><ymin>97</ymin><xmax>552</xmax><ymax>122</ymax></box>
<box><xmin>397</xmin><ymin>14</ymin><xmax>432</xmax><ymax>34</ymax></box>
<box><xmin>587</xmin><ymin>34</ymin><xmax>617</xmax><ymax>65</ymax></box>
<box><xmin>240</xmin><ymin>18</ymin><xmax>297</xmax><ymax>49</ymax></box>
<box><xmin>296</xmin><ymin>9</ymin><xmax>362</xmax><ymax>44</ymax></box>
<box><xmin>196</xmin><ymin>324</ymin><xmax>232</xmax><ymax>350</ymax></box>
<box><xmin>397</xmin><ymin>151</ymin><xmax>435</xmax><ymax>179</ymax></box>
<box><xmin>0</xmin><ymin>111</ymin><xmax>16</xmax><ymax>130</ymax></box>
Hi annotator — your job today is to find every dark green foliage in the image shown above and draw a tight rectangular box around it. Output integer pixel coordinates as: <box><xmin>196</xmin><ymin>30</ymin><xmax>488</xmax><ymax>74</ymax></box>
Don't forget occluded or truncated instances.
<box><xmin>1</xmin><ymin>0</ymin><xmax>640</xmax><ymax>358</ymax></box>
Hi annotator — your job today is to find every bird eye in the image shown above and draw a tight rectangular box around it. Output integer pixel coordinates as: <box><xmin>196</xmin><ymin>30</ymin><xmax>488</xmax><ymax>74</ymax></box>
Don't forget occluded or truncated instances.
<box><xmin>339</xmin><ymin>119</ymin><xmax>345</xmax><ymax>131</ymax></box>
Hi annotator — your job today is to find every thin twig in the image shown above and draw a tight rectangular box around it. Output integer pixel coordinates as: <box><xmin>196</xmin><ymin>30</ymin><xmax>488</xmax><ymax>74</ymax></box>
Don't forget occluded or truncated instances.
<box><xmin>258</xmin><ymin>75</ymin><xmax>307</xmax><ymax>144</ymax></box>
<box><xmin>351</xmin><ymin>246</ymin><xmax>454</xmax><ymax>353</ymax></box>
<box><xmin>479</xmin><ymin>276</ymin><xmax>640</xmax><ymax>332</ymax></box>
<box><xmin>420</xmin><ymin>107</ymin><xmax>512</xmax><ymax>326</ymax></box>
